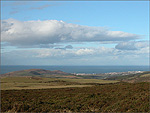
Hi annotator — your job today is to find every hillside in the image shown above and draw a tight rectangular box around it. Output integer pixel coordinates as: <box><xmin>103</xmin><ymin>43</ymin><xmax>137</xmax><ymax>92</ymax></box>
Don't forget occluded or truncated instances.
<box><xmin>105</xmin><ymin>71</ymin><xmax>150</xmax><ymax>83</ymax></box>
<box><xmin>1</xmin><ymin>69</ymin><xmax>150</xmax><ymax>82</ymax></box>
<box><xmin>0</xmin><ymin>69</ymin><xmax>75</xmax><ymax>78</ymax></box>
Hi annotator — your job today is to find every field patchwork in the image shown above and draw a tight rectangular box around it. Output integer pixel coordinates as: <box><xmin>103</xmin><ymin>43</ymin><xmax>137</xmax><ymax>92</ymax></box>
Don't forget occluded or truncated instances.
<box><xmin>0</xmin><ymin>76</ymin><xmax>119</xmax><ymax>90</ymax></box>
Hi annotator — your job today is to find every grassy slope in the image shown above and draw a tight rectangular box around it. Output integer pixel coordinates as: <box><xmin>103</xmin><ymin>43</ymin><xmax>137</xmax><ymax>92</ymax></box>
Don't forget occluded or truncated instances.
<box><xmin>61</xmin><ymin>78</ymin><xmax>118</xmax><ymax>84</ymax></box>
<box><xmin>140</xmin><ymin>73</ymin><xmax>150</xmax><ymax>77</ymax></box>
<box><xmin>0</xmin><ymin>77</ymin><xmax>119</xmax><ymax>90</ymax></box>
<box><xmin>0</xmin><ymin>69</ymin><xmax>77</xmax><ymax>78</ymax></box>
<box><xmin>105</xmin><ymin>71</ymin><xmax>150</xmax><ymax>83</ymax></box>
<box><xmin>1</xmin><ymin>82</ymin><xmax>149</xmax><ymax>112</ymax></box>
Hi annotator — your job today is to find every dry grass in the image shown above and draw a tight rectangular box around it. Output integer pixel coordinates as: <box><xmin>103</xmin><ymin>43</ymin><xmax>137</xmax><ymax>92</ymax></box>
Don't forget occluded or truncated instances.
<box><xmin>140</xmin><ymin>74</ymin><xmax>150</xmax><ymax>77</ymax></box>
<box><xmin>61</xmin><ymin>78</ymin><xmax>119</xmax><ymax>83</ymax></box>
<box><xmin>0</xmin><ymin>76</ymin><xmax>118</xmax><ymax>90</ymax></box>
<box><xmin>1</xmin><ymin>83</ymin><xmax>92</xmax><ymax>90</ymax></box>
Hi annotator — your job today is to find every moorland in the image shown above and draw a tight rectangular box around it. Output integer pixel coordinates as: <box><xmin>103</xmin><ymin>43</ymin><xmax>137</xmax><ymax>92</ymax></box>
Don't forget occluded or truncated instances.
<box><xmin>0</xmin><ymin>69</ymin><xmax>150</xmax><ymax>112</ymax></box>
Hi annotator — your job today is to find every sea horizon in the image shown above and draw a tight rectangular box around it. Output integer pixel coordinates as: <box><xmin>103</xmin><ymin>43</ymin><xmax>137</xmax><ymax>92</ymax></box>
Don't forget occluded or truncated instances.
<box><xmin>0</xmin><ymin>65</ymin><xmax>149</xmax><ymax>74</ymax></box>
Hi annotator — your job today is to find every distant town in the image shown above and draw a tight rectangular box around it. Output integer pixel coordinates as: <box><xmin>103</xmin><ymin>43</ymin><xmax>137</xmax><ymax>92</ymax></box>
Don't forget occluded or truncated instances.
<box><xmin>74</xmin><ymin>71</ymin><xmax>144</xmax><ymax>76</ymax></box>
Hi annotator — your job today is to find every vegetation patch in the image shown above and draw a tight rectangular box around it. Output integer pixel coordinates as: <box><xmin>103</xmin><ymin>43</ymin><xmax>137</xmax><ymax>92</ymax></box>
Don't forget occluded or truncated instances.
<box><xmin>1</xmin><ymin>82</ymin><xmax>149</xmax><ymax>112</ymax></box>
<box><xmin>140</xmin><ymin>74</ymin><xmax>150</xmax><ymax>77</ymax></box>
<box><xmin>0</xmin><ymin>77</ymin><xmax>118</xmax><ymax>90</ymax></box>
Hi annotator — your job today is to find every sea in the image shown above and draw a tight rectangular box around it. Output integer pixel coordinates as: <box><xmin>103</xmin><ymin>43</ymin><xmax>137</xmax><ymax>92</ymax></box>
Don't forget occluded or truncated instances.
<box><xmin>0</xmin><ymin>65</ymin><xmax>149</xmax><ymax>74</ymax></box>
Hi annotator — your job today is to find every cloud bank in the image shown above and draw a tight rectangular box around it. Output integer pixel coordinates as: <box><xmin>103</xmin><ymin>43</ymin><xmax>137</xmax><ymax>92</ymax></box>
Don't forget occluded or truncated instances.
<box><xmin>1</xmin><ymin>19</ymin><xmax>141</xmax><ymax>47</ymax></box>
<box><xmin>1</xmin><ymin>19</ymin><xmax>148</xmax><ymax>65</ymax></box>
<box><xmin>2</xmin><ymin>45</ymin><xmax>149</xmax><ymax>65</ymax></box>
<box><xmin>115</xmin><ymin>41</ymin><xmax>149</xmax><ymax>50</ymax></box>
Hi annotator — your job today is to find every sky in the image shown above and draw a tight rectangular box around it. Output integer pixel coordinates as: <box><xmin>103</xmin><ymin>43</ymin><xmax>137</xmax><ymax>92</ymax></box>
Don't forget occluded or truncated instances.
<box><xmin>1</xmin><ymin>1</ymin><xmax>149</xmax><ymax>66</ymax></box>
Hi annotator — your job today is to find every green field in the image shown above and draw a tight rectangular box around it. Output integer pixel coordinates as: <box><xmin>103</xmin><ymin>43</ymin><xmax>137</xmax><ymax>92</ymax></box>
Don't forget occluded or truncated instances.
<box><xmin>0</xmin><ymin>76</ymin><xmax>119</xmax><ymax>90</ymax></box>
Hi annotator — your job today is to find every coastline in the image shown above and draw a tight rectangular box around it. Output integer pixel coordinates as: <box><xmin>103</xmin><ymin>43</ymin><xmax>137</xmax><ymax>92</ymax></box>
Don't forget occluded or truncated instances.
<box><xmin>0</xmin><ymin>65</ymin><xmax>149</xmax><ymax>74</ymax></box>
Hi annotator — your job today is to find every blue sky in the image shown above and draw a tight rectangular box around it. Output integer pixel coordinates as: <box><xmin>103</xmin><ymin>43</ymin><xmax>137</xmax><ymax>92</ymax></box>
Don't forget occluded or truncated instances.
<box><xmin>1</xmin><ymin>1</ymin><xmax>149</xmax><ymax>65</ymax></box>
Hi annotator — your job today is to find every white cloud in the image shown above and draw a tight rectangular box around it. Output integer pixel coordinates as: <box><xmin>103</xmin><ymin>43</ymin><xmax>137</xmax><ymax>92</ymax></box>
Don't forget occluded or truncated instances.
<box><xmin>2</xmin><ymin>46</ymin><xmax>149</xmax><ymax>65</ymax></box>
<box><xmin>136</xmin><ymin>47</ymin><xmax>149</xmax><ymax>54</ymax></box>
<box><xmin>115</xmin><ymin>41</ymin><xmax>149</xmax><ymax>50</ymax></box>
<box><xmin>33</xmin><ymin>47</ymin><xmax>118</xmax><ymax>58</ymax></box>
<box><xmin>0</xmin><ymin>47</ymin><xmax>132</xmax><ymax>59</ymax></box>
<box><xmin>1</xmin><ymin>47</ymin><xmax>113</xmax><ymax>59</ymax></box>
<box><xmin>1</xmin><ymin>19</ymin><xmax>141</xmax><ymax>47</ymax></box>
<box><xmin>75</xmin><ymin>48</ymin><xmax>94</xmax><ymax>55</ymax></box>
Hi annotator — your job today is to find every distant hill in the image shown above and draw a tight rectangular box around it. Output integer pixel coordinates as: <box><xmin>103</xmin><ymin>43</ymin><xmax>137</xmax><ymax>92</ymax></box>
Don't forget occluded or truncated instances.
<box><xmin>0</xmin><ymin>69</ymin><xmax>74</xmax><ymax>78</ymax></box>
<box><xmin>105</xmin><ymin>71</ymin><xmax>150</xmax><ymax>83</ymax></box>
<box><xmin>1</xmin><ymin>69</ymin><xmax>150</xmax><ymax>82</ymax></box>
